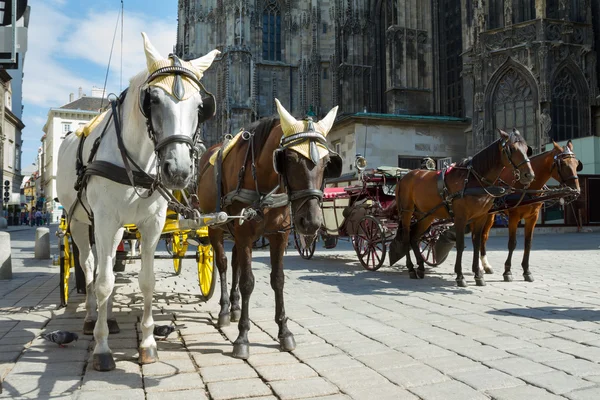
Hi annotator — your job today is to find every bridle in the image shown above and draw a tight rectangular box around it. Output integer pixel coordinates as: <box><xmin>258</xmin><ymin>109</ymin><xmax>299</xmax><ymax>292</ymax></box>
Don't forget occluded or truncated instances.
<box><xmin>500</xmin><ymin>130</ymin><xmax>531</xmax><ymax>183</ymax></box>
<box><xmin>552</xmin><ymin>148</ymin><xmax>580</xmax><ymax>184</ymax></box>
<box><xmin>272</xmin><ymin>118</ymin><xmax>342</xmax><ymax>209</ymax></box>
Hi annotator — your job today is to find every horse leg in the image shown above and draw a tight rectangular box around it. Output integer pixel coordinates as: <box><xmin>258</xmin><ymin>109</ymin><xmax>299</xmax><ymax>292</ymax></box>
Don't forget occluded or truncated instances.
<box><xmin>471</xmin><ymin>216</ymin><xmax>488</xmax><ymax>286</ymax></box>
<box><xmin>232</xmin><ymin>237</ymin><xmax>254</xmax><ymax>359</ymax></box>
<box><xmin>70</xmin><ymin>221</ymin><xmax>97</xmax><ymax>335</ymax></box>
<box><xmin>479</xmin><ymin>214</ymin><xmax>495</xmax><ymax>274</ymax></box>
<box><xmin>229</xmin><ymin>244</ymin><xmax>242</xmax><ymax>322</ymax></box>
<box><xmin>137</xmin><ymin>220</ymin><xmax>162</xmax><ymax>365</ymax></box>
<box><xmin>454</xmin><ymin>220</ymin><xmax>467</xmax><ymax>287</ymax></box>
<box><xmin>266</xmin><ymin>232</ymin><xmax>295</xmax><ymax>352</ymax></box>
<box><xmin>503</xmin><ymin>214</ymin><xmax>519</xmax><ymax>282</ymax></box>
<box><xmin>521</xmin><ymin>210</ymin><xmax>539</xmax><ymax>282</ymax></box>
<box><xmin>408</xmin><ymin>217</ymin><xmax>434</xmax><ymax>279</ymax></box>
<box><xmin>91</xmin><ymin>221</ymin><xmax>122</xmax><ymax>371</ymax></box>
<box><xmin>400</xmin><ymin>208</ymin><xmax>417</xmax><ymax>279</ymax></box>
<box><xmin>209</xmin><ymin>229</ymin><xmax>230</xmax><ymax>327</ymax></box>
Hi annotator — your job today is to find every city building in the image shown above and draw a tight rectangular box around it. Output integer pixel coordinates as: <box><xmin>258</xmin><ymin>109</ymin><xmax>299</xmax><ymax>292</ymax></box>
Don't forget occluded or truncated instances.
<box><xmin>40</xmin><ymin>88</ymin><xmax>105</xmax><ymax>222</ymax></box>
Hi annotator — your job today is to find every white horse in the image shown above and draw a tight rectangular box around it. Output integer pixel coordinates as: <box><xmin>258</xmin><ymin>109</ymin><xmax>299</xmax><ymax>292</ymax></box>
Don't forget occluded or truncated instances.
<box><xmin>56</xmin><ymin>32</ymin><xmax>219</xmax><ymax>371</ymax></box>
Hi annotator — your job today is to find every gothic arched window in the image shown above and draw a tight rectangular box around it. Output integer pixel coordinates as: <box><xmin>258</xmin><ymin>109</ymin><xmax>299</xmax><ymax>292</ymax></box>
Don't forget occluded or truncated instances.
<box><xmin>262</xmin><ymin>0</ymin><xmax>281</xmax><ymax>61</ymax></box>
<box><xmin>492</xmin><ymin>69</ymin><xmax>537</xmax><ymax>147</ymax></box>
<box><xmin>551</xmin><ymin>69</ymin><xmax>581</xmax><ymax>141</ymax></box>
<box><xmin>512</xmin><ymin>0</ymin><xmax>536</xmax><ymax>23</ymax></box>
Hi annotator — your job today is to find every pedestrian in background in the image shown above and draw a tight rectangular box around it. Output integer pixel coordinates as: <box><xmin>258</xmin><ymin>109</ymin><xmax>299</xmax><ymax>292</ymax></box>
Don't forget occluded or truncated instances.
<box><xmin>35</xmin><ymin>209</ymin><xmax>42</xmax><ymax>226</ymax></box>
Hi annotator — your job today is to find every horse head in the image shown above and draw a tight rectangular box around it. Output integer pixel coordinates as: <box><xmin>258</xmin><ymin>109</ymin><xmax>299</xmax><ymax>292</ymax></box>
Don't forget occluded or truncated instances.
<box><xmin>139</xmin><ymin>32</ymin><xmax>218</xmax><ymax>189</ymax></box>
<box><xmin>551</xmin><ymin>140</ymin><xmax>582</xmax><ymax>194</ymax></box>
<box><xmin>498</xmin><ymin>128</ymin><xmax>535</xmax><ymax>185</ymax></box>
<box><xmin>274</xmin><ymin>99</ymin><xmax>342</xmax><ymax>235</ymax></box>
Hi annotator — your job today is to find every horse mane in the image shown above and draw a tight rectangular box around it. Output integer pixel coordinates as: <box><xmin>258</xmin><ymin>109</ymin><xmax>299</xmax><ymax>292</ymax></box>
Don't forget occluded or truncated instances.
<box><xmin>244</xmin><ymin>117</ymin><xmax>281</xmax><ymax>156</ymax></box>
<box><xmin>457</xmin><ymin>132</ymin><xmax>525</xmax><ymax>173</ymax></box>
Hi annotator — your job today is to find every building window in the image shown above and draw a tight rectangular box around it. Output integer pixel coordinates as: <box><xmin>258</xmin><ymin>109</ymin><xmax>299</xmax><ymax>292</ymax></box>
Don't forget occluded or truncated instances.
<box><xmin>487</xmin><ymin>0</ymin><xmax>505</xmax><ymax>29</ymax></box>
<box><xmin>569</xmin><ymin>0</ymin><xmax>585</xmax><ymax>22</ymax></box>
<box><xmin>62</xmin><ymin>123</ymin><xmax>72</xmax><ymax>133</ymax></box>
<box><xmin>551</xmin><ymin>69</ymin><xmax>581</xmax><ymax>141</ymax></box>
<box><xmin>323</xmin><ymin>23</ymin><xmax>327</xmax><ymax>34</ymax></box>
<box><xmin>438</xmin><ymin>0</ymin><xmax>463</xmax><ymax>117</ymax></box>
<box><xmin>397</xmin><ymin>156</ymin><xmax>422</xmax><ymax>170</ymax></box>
<box><xmin>262</xmin><ymin>0</ymin><xmax>281</xmax><ymax>61</ymax></box>
<box><xmin>333</xmin><ymin>140</ymin><xmax>341</xmax><ymax>155</ymax></box>
<box><xmin>15</xmin><ymin>146</ymin><xmax>20</xmax><ymax>172</ymax></box>
<box><xmin>492</xmin><ymin>69</ymin><xmax>537</xmax><ymax>148</ymax></box>
<box><xmin>323</xmin><ymin>68</ymin><xmax>328</xmax><ymax>80</ymax></box>
<box><xmin>512</xmin><ymin>0</ymin><xmax>536</xmax><ymax>23</ymax></box>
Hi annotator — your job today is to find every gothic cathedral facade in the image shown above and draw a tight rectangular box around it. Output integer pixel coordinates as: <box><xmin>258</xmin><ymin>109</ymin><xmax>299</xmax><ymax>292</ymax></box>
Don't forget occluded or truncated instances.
<box><xmin>177</xmin><ymin>0</ymin><xmax>600</xmax><ymax>155</ymax></box>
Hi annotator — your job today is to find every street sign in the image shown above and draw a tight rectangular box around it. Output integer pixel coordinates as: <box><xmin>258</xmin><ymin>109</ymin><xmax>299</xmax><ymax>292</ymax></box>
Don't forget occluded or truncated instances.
<box><xmin>437</xmin><ymin>157</ymin><xmax>452</xmax><ymax>170</ymax></box>
<box><xmin>0</xmin><ymin>0</ymin><xmax>27</xmax><ymax>26</ymax></box>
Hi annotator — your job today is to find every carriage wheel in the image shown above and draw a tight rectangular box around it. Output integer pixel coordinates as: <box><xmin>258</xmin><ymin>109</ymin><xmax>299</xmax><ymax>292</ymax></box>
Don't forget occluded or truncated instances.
<box><xmin>59</xmin><ymin>234</ymin><xmax>73</xmax><ymax>307</ymax></box>
<box><xmin>419</xmin><ymin>238</ymin><xmax>439</xmax><ymax>267</ymax></box>
<box><xmin>172</xmin><ymin>233</ymin><xmax>188</xmax><ymax>275</ymax></box>
<box><xmin>293</xmin><ymin>230</ymin><xmax>316</xmax><ymax>260</ymax></box>
<box><xmin>353</xmin><ymin>216</ymin><xmax>386</xmax><ymax>271</ymax></box>
<box><xmin>197</xmin><ymin>244</ymin><xmax>216</xmax><ymax>301</ymax></box>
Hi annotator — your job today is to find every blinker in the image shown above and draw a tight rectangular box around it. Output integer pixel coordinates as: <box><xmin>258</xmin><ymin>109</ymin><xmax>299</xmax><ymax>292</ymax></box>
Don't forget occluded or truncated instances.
<box><xmin>306</xmin><ymin>117</ymin><xmax>320</xmax><ymax>164</ymax></box>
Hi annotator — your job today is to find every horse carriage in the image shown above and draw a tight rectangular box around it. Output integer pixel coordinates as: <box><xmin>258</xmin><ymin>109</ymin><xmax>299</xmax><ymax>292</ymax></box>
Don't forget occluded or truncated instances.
<box><xmin>56</xmin><ymin>189</ymin><xmax>217</xmax><ymax>307</ymax></box>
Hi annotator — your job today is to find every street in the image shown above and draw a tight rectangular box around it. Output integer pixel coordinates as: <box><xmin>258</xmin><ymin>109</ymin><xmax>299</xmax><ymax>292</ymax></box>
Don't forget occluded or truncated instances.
<box><xmin>1</xmin><ymin>227</ymin><xmax>600</xmax><ymax>399</ymax></box>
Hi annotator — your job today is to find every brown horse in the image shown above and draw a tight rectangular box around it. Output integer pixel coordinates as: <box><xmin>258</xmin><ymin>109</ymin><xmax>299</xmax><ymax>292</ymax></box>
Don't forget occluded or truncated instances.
<box><xmin>196</xmin><ymin>99</ymin><xmax>341</xmax><ymax>359</ymax></box>
<box><xmin>479</xmin><ymin>140</ymin><xmax>582</xmax><ymax>282</ymax></box>
<box><xmin>395</xmin><ymin>129</ymin><xmax>535</xmax><ymax>287</ymax></box>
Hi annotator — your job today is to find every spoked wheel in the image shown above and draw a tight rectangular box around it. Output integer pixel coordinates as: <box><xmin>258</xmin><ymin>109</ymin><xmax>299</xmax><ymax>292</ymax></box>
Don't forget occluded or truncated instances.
<box><xmin>419</xmin><ymin>237</ymin><xmax>439</xmax><ymax>267</ymax></box>
<box><xmin>293</xmin><ymin>230</ymin><xmax>316</xmax><ymax>260</ymax></box>
<box><xmin>196</xmin><ymin>243</ymin><xmax>216</xmax><ymax>301</ymax></box>
<box><xmin>353</xmin><ymin>215</ymin><xmax>386</xmax><ymax>271</ymax></box>
<box><xmin>59</xmin><ymin>234</ymin><xmax>73</xmax><ymax>307</ymax></box>
<box><xmin>172</xmin><ymin>233</ymin><xmax>188</xmax><ymax>275</ymax></box>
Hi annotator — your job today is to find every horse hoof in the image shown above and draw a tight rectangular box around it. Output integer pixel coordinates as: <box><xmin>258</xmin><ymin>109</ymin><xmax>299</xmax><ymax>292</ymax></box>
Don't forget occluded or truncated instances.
<box><xmin>93</xmin><ymin>353</ymin><xmax>116</xmax><ymax>371</ymax></box>
<box><xmin>231</xmin><ymin>309</ymin><xmax>242</xmax><ymax>322</ymax></box>
<box><xmin>218</xmin><ymin>313</ymin><xmax>230</xmax><ymax>328</ymax></box>
<box><xmin>139</xmin><ymin>346</ymin><xmax>159</xmax><ymax>364</ymax></box>
<box><xmin>475</xmin><ymin>278</ymin><xmax>486</xmax><ymax>287</ymax></box>
<box><xmin>232</xmin><ymin>343</ymin><xmax>250</xmax><ymax>359</ymax></box>
<box><xmin>416</xmin><ymin>269</ymin><xmax>425</xmax><ymax>279</ymax></box>
<box><xmin>503</xmin><ymin>274</ymin><xmax>513</xmax><ymax>282</ymax></box>
<box><xmin>280</xmin><ymin>335</ymin><xmax>296</xmax><ymax>352</ymax></box>
<box><xmin>456</xmin><ymin>279</ymin><xmax>467</xmax><ymax>287</ymax></box>
<box><xmin>484</xmin><ymin>266</ymin><xmax>494</xmax><ymax>274</ymax></box>
<box><xmin>524</xmin><ymin>274</ymin><xmax>534</xmax><ymax>282</ymax></box>
<box><xmin>107</xmin><ymin>318</ymin><xmax>120</xmax><ymax>334</ymax></box>
<box><xmin>409</xmin><ymin>271</ymin><xmax>418</xmax><ymax>279</ymax></box>
<box><xmin>83</xmin><ymin>320</ymin><xmax>96</xmax><ymax>335</ymax></box>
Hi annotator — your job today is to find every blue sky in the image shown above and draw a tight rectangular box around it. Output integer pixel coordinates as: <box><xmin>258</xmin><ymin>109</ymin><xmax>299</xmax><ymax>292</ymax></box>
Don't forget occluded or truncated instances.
<box><xmin>21</xmin><ymin>0</ymin><xmax>178</xmax><ymax>174</ymax></box>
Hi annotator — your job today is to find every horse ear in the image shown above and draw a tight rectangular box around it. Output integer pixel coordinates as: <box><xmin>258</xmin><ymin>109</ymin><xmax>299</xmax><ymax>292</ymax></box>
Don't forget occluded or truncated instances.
<box><xmin>141</xmin><ymin>32</ymin><xmax>163</xmax><ymax>71</ymax></box>
<box><xmin>567</xmin><ymin>140</ymin><xmax>574</xmax><ymax>151</ymax></box>
<box><xmin>553</xmin><ymin>140</ymin><xmax>562</xmax><ymax>151</ymax></box>
<box><xmin>317</xmin><ymin>106</ymin><xmax>339</xmax><ymax>137</ymax></box>
<box><xmin>498</xmin><ymin>128</ymin><xmax>509</xmax><ymax>139</ymax></box>
<box><xmin>189</xmin><ymin>49</ymin><xmax>221</xmax><ymax>78</ymax></box>
<box><xmin>275</xmin><ymin>98</ymin><xmax>298</xmax><ymax>135</ymax></box>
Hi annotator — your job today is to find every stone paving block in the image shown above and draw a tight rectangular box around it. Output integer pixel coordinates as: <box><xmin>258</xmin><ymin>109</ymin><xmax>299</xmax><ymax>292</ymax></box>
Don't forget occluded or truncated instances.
<box><xmin>207</xmin><ymin>377</ymin><xmax>272</xmax><ymax>400</ymax></box>
<box><xmin>397</xmin><ymin>343</ymin><xmax>456</xmax><ymax>360</ymax></box>
<box><xmin>289</xmin><ymin>396</ymin><xmax>350</xmax><ymax>400</ymax></box>
<box><xmin>449</xmin><ymin>366</ymin><xmax>525</xmax><ymax>391</ymax></box>
<box><xmin>73</xmin><ymin>389</ymin><xmax>146</xmax><ymax>400</ymax></box>
<box><xmin>141</xmin><ymin>357</ymin><xmax>196</xmax><ymax>376</ymax></box>
<box><xmin>291</xmin><ymin>343</ymin><xmax>342</xmax><ymax>360</ymax></box>
<box><xmin>561</xmin><ymin>346</ymin><xmax>600</xmax><ymax>363</ymax></box>
<box><xmin>269</xmin><ymin>376</ymin><xmax>339</xmax><ymax>400</ymax></box>
<box><xmin>543</xmin><ymin>358</ymin><xmax>600</xmax><ymax>377</ymax></box>
<box><xmin>564</xmin><ymin>386</ymin><xmax>600</xmax><ymax>400</ymax></box>
<box><xmin>291</xmin><ymin>333</ymin><xmax>327</xmax><ymax>346</ymax></box>
<box><xmin>200</xmin><ymin>363</ymin><xmax>258</xmax><ymax>383</ymax></box>
<box><xmin>484</xmin><ymin>356</ymin><xmax>556</xmax><ymax>377</ymax></box>
<box><xmin>423</xmin><ymin>355</ymin><xmax>484</xmax><ymax>374</ymax></box>
<box><xmin>303</xmin><ymin>354</ymin><xmax>364</xmax><ymax>373</ymax></box>
<box><xmin>522</xmin><ymin>371</ymin><xmax>595</xmax><ymax>395</ymax></box>
<box><xmin>508</xmin><ymin>346</ymin><xmax>575</xmax><ymax>363</ymax></box>
<box><xmin>487</xmin><ymin>385</ymin><xmax>567</xmax><ymax>400</ymax></box>
<box><xmin>81</xmin><ymin>369</ymin><xmax>142</xmax><ymax>391</ymax></box>
<box><xmin>525</xmin><ymin>321</ymin><xmax>571</xmax><ymax>334</ymax></box>
<box><xmin>342</xmin><ymin>383</ymin><xmax>418</xmax><ymax>400</ymax></box>
<box><xmin>320</xmin><ymin>366</ymin><xmax>390</xmax><ymax>391</ymax></box>
<box><xmin>246</xmin><ymin>351</ymin><xmax>298</xmax><ymax>367</ymax></box>
<box><xmin>0</xmin><ymin>351</ymin><xmax>21</xmax><ymax>363</ymax></box>
<box><xmin>192</xmin><ymin>350</ymin><xmax>246</xmax><ymax>367</ymax></box>
<box><xmin>475</xmin><ymin>335</ymin><xmax>539</xmax><ymax>351</ymax></box>
<box><xmin>534</xmin><ymin>337</ymin><xmax>587</xmax><ymax>352</ymax></box>
<box><xmin>379</xmin><ymin>363</ymin><xmax>450</xmax><ymax>388</ymax></box>
<box><xmin>453</xmin><ymin>344</ymin><xmax>511</xmax><ymax>362</ymax></box>
<box><xmin>254</xmin><ymin>362</ymin><xmax>317</xmax><ymax>381</ymax></box>
<box><xmin>146</xmin><ymin>389</ymin><xmax>209</xmax><ymax>400</ymax></box>
<box><xmin>144</xmin><ymin>372</ymin><xmax>205</xmax><ymax>392</ymax></box>
<box><xmin>0</xmin><ymin>375</ymin><xmax>81</xmax><ymax>397</ymax></box>
<box><xmin>409</xmin><ymin>380</ymin><xmax>490</xmax><ymax>400</ymax></box>
<box><xmin>355</xmin><ymin>350</ymin><xmax>419</xmax><ymax>371</ymax></box>
<box><xmin>9</xmin><ymin>360</ymin><xmax>85</xmax><ymax>377</ymax></box>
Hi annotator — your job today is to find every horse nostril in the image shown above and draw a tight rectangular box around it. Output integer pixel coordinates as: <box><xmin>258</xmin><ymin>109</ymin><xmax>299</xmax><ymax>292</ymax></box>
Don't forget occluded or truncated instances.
<box><xmin>164</xmin><ymin>161</ymin><xmax>173</xmax><ymax>177</ymax></box>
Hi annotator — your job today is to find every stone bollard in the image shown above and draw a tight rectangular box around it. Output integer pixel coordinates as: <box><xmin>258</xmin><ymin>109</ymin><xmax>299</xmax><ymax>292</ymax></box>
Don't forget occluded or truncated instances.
<box><xmin>35</xmin><ymin>227</ymin><xmax>51</xmax><ymax>259</ymax></box>
<box><xmin>0</xmin><ymin>231</ymin><xmax>12</xmax><ymax>279</ymax></box>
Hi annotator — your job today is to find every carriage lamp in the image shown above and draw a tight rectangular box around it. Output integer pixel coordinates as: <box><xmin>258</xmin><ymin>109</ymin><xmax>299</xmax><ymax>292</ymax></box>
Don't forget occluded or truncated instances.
<box><xmin>355</xmin><ymin>155</ymin><xmax>367</xmax><ymax>172</ymax></box>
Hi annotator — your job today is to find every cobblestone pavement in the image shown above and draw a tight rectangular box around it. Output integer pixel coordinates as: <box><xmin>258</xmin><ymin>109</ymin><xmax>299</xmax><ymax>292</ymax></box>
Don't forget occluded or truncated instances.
<box><xmin>1</xmin><ymin>226</ymin><xmax>600</xmax><ymax>399</ymax></box>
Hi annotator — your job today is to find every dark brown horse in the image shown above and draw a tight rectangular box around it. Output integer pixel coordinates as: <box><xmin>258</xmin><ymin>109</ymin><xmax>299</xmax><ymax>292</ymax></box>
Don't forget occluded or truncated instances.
<box><xmin>196</xmin><ymin>99</ymin><xmax>341</xmax><ymax>358</ymax></box>
<box><xmin>479</xmin><ymin>140</ymin><xmax>582</xmax><ymax>282</ymax></box>
<box><xmin>395</xmin><ymin>129</ymin><xmax>535</xmax><ymax>287</ymax></box>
